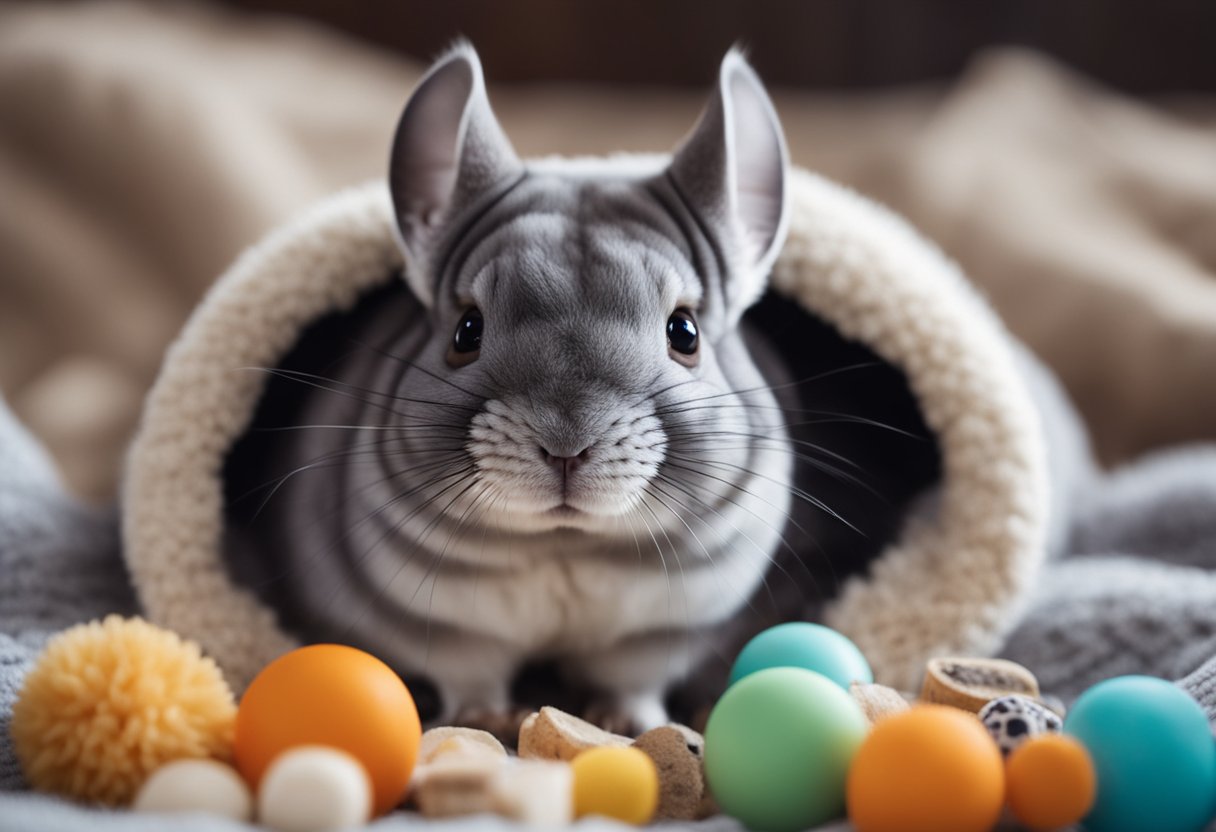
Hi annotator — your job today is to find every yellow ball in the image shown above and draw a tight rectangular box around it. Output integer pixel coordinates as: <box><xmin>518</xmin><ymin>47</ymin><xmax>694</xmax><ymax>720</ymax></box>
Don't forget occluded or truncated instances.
<box><xmin>11</xmin><ymin>616</ymin><xmax>236</xmax><ymax>805</ymax></box>
<box><xmin>571</xmin><ymin>746</ymin><xmax>659</xmax><ymax>825</ymax></box>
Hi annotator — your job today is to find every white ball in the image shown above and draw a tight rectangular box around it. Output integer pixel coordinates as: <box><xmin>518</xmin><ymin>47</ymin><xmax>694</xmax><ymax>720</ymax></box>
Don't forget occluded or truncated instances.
<box><xmin>133</xmin><ymin>758</ymin><xmax>253</xmax><ymax>821</ymax></box>
<box><xmin>257</xmin><ymin>746</ymin><xmax>373</xmax><ymax>832</ymax></box>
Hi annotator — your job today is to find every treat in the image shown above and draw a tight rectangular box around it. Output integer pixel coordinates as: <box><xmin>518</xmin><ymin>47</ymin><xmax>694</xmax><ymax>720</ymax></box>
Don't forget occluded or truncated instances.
<box><xmin>517</xmin><ymin>706</ymin><xmax>631</xmax><ymax>761</ymax></box>
<box><xmin>846</xmin><ymin>705</ymin><xmax>1004</xmax><ymax>832</ymax></box>
<box><xmin>132</xmin><ymin>758</ymin><xmax>252</xmax><ymax>821</ymax></box>
<box><xmin>705</xmin><ymin>667</ymin><xmax>867</xmax><ymax>832</ymax></box>
<box><xmin>1064</xmin><ymin>675</ymin><xmax>1216</xmax><ymax>832</ymax></box>
<box><xmin>10</xmin><ymin>615</ymin><xmax>236</xmax><ymax>805</ymax></box>
<box><xmin>729</xmin><ymin>622</ymin><xmax>873</xmax><ymax>689</ymax></box>
<box><xmin>978</xmin><ymin>694</ymin><xmax>1062</xmax><ymax>757</ymax></box>
<box><xmin>411</xmin><ymin>755</ymin><xmax>502</xmax><ymax>817</ymax></box>
<box><xmin>849</xmin><ymin>681</ymin><xmax>911</xmax><ymax>725</ymax></box>
<box><xmin>1005</xmin><ymin>734</ymin><xmax>1096</xmax><ymax>831</ymax></box>
<box><xmin>920</xmin><ymin>657</ymin><xmax>1040</xmax><ymax>712</ymax></box>
<box><xmin>489</xmin><ymin>760</ymin><xmax>574</xmax><ymax>825</ymax></box>
<box><xmin>571</xmin><ymin>746</ymin><xmax>659</xmax><ymax>824</ymax></box>
<box><xmin>234</xmin><ymin>644</ymin><xmax>421</xmax><ymax>816</ymax></box>
<box><xmin>418</xmin><ymin>726</ymin><xmax>507</xmax><ymax>764</ymax></box>
<box><xmin>632</xmin><ymin>726</ymin><xmax>705</xmax><ymax>820</ymax></box>
<box><xmin>257</xmin><ymin>746</ymin><xmax>372</xmax><ymax>832</ymax></box>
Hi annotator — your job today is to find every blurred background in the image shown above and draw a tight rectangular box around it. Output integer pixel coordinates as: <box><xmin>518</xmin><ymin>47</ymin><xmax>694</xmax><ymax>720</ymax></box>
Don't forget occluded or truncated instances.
<box><xmin>2</xmin><ymin>0</ymin><xmax>1215</xmax><ymax>500</ymax></box>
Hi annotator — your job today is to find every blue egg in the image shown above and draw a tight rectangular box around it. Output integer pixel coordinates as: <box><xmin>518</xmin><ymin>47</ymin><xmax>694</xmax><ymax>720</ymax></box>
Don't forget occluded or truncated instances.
<box><xmin>1064</xmin><ymin>676</ymin><xmax>1216</xmax><ymax>832</ymax></box>
<box><xmin>728</xmin><ymin>622</ymin><xmax>872</xmax><ymax>690</ymax></box>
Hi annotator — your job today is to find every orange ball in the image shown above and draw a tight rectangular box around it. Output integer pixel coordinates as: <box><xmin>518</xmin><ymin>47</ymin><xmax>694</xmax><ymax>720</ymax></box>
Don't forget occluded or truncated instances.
<box><xmin>1005</xmin><ymin>734</ymin><xmax>1096</xmax><ymax>831</ymax></box>
<box><xmin>234</xmin><ymin>645</ymin><xmax>421</xmax><ymax>816</ymax></box>
<box><xmin>847</xmin><ymin>705</ymin><xmax>1004</xmax><ymax>832</ymax></box>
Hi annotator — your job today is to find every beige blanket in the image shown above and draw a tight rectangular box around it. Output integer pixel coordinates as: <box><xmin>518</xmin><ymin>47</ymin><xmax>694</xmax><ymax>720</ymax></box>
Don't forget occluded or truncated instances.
<box><xmin>2</xmin><ymin>1</ymin><xmax>1215</xmax><ymax>501</ymax></box>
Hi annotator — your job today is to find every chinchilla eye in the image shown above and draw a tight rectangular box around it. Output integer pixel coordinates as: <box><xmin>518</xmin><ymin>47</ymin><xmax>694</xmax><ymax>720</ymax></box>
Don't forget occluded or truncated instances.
<box><xmin>667</xmin><ymin>308</ymin><xmax>699</xmax><ymax>361</ymax></box>
<box><xmin>449</xmin><ymin>307</ymin><xmax>483</xmax><ymax>365</ymax></box>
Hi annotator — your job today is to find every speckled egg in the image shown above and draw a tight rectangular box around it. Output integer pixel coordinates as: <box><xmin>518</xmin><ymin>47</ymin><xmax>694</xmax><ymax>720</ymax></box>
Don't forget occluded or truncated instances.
<box><xmin>978</xmin><ymin>695</ymin><xmax>1062</xmax><ymax>757</ymax></box>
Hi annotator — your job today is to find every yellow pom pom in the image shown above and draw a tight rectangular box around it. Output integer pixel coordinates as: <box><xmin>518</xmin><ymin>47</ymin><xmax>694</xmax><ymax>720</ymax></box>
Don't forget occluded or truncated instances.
<box><xmin>11</xmin><ymin>615</ymin><xmax>236</xmax><ymax>805</ymax></box>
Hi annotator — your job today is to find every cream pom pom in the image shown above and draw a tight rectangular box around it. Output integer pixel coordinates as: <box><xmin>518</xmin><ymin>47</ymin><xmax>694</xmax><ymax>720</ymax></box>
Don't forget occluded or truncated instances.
<box><xmin>11</xmin><ymin>615</ymin><xmax>236</xmax><ymax>805</ymax></box>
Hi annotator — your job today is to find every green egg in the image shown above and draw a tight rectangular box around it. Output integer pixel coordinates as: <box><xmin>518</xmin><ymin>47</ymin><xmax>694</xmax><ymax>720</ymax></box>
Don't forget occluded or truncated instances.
<box><xmin>704</xmin><ymin>667</ymin><xmax>868</xmax><ymax>832</ymax></box>
<box><xmin>729</xmin><ymin>622</ymin><xmax>873</xmax><ymax>689</ymax></box>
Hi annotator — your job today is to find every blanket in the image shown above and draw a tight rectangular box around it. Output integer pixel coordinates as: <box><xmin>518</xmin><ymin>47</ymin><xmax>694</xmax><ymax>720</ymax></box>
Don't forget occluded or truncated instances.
<box><xmin>3</xmin><ymin>3</ymin><xmax>1216</xmax><ymax>831</ymax></box>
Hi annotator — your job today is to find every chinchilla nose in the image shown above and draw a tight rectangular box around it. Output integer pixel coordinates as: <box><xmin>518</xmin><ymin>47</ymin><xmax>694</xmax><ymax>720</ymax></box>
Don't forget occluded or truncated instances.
<box><xmin>539</xmin><ymin>445</ymin><xmax>590</xmax><ymax>479</ymax></box>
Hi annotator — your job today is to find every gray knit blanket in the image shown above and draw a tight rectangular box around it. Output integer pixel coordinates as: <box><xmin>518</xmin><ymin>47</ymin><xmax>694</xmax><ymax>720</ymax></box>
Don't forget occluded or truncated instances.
<box><xmin>2</xmin><ymin>385</ymin><xmax>1215</xmax><ymax>831</ymax></box>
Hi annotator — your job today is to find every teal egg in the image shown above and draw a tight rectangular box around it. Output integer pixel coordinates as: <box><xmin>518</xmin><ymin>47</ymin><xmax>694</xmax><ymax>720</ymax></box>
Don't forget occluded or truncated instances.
<box><xmin>704</xmin><ymin>667</ymin><xmax>868</xmax><ymax>832</ymax></box>
<box><xmin>728</xmin><ymin>622</ymin><xmax>873</xmax><ymax>689</ymax></box>
<box><xmin>1064</xmin><ymin>675</ymin><xmax>1216</xmax><ymax>832</ymax></box>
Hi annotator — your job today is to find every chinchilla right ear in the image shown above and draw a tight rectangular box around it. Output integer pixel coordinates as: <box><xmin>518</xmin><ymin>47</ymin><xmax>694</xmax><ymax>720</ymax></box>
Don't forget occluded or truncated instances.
<box><xmin>667</xmin><ymin>48</ymin><xmax>790</xmax><ymax>323</ymax></box>
<box><xmin>388</xmin><ymin>43</ymin><xmax>522</xmax><ymax>308</ymax></box>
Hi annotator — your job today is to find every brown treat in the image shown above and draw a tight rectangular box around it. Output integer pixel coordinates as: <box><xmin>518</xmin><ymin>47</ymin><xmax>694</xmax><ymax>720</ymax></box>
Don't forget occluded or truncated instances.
<box><xmin>411</xmin><ymin>756</ymin><xmax>503</xmax><ymax>817</ymax></box>
<box><xmin>418</xmin><ymin>726</ymin><xmax>507</xmax><ymax>765</ymax></box>
<box><xmin>920</xmin><ymin>657</ymin><xmax>1040</xmax><ymax>712</ymax></box>
<box><xmin>632</xmin><ymin>726</ymin><xmax>705</xmax><ymax>820</ymax></box>
<box><xmin>850</xmin><ymin>681</ymin><xmax>912</xmax><ymax>725</ymax></box>
<box><xmin>517</xmin><ymin>706</ymin><xmax>631</xmax><ymax>761</ymax></box>
<box><xmin>489</xmin><ymin>760</ymin><xmax>573</xmax><ymax>824</ymax></box>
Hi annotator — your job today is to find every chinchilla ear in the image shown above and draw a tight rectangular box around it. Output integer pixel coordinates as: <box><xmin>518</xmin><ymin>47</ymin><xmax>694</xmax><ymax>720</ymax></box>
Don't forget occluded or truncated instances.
<box><xmin>668</xmin><ymin>48</ymin><xmax>789</xmax><ymax>314</ymax></box>
<box><xmin>389</xmin><ymin>43</ymin><xmax>522</xmax><ymax>307</ymax></box>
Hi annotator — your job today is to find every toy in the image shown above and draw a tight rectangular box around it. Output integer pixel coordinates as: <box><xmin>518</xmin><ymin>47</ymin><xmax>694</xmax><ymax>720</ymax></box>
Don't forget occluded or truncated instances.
<box><xmin>1005</xmin><ymin>734</ymin><xmax>1096</xmax><ymax>831</ymax></box>
<box><xmin>846</xmin><ymin>705</ymin><xmax>1004</xmax><ymax>832</ymax></box>
<box><xmin>233</xmin><ymin>644</ymin><xmax>421</xmax><ymax>816</ymax></box>
<box><xmin>704</xmin><ymin>667</ymin><xmax>867</xmax><ymax>832</ymax></box>
<box><xmin>1064</xmin><ymin>675</ymin><xmax>1216</xmax><ymax>832</ymax></box>
<box><xmin>631</xmin><ymin>725</ymin><xmax>708</xmax><ymax>820</ymax></box>
<box><xmin>257</xmin><ymin>746</ymin><xmax>372</xmax><ymax>832</ymax></box>
<box><xmin>571</xmin><ymin>746</ymin><xmax>659</xmax><ymax>824</ymax></box>
<box><xmin>132</xmin><ymin>758</ymin><xmax>252</xmax><ymax>820</ymax></box>
<box><xmin>920</xmin><ymin>656</ymin><xmax>1039</xmax><ymax>712</ymax></box>
<box><xmin>978</xmin><ymin>694</ymin><xmax>1062</xmax><ymax>757</ymax></box>
<box><xmin>728</xmin><ymin>622</ymin><xmax>872</xmax><ymax>689</ymax></box>
<box><xmin>10</xmin><ymin>615</ymin><xmax>236</xmax><ymax>805</ymax></box>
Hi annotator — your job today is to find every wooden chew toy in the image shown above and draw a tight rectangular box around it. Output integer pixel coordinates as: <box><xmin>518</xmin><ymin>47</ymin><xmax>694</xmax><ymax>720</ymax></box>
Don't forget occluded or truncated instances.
<box><xmin>920</xmin><ymin>657</ymin><xmax>1041</xmax><ymax>712</ymax></box>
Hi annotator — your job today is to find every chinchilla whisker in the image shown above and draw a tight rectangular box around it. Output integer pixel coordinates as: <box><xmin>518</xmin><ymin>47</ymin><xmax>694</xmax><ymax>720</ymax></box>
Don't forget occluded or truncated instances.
<box><xmin>351</xmin><ymin>338</ymin><xmax>491</xmax><ymax>403</ymax></box>
<box><xmin>666</xmin><ymin>404</ymin><xmax>923</xmax><ymax>438</ymax></box>
<box><xmin>664</xmin><ymin>427</ymin><xmax>867</xmax><ymax>470</ymax></box>
<box><xmin>242</xmin><ymin>366</ymin><xmax>480</xmax><ymax>416</ymax></box>
<box><xmin>652</xmin><ymin>362</ymin><xmax>881</xmax><ymax>414</ymax></box>
<box><xmin>659</xmin><ymin>457</ymin><xmax>830</xmax><ymax>554</ymax></box>
<box><xmin>662</xmin><ymin>432</ymin><xmax>882</xmax><ymax>498</ymax></box>
<box><xmin>253</xmin><ymin>422</ymin><xmax>469</xmax><ymax>434</ymax></box>
<box><xmin>238</xmin><ymin>436</ymin><xmax>464</xmax><ymax>514</ymax></box>
<box><xmin>631</xmin><ymin>491</ymin><xmax>678</xmax><ymax>674</ymax></box>
<box><xmin>250</xmin><ymin>461</ymin><xmax>474</xmax><ymax>591</ymax></box>
<box><xmin>646</xmin><ymin>479</ymin><xmax>782</xmax><ymax>619</ymax></box>
<box><xmin>654</xmin><ymin>470</ymin><xmax>831</xmax><ymax>601</ymax></box>
<box><xmin>666</xmin><ymin>453</ymin><xmax>862</xmax><ymax>536</ymax></box>
<box><xmin>332</xmin><ymin>465</ymin><xmax>481</xmax><ymax>638</ymax></box>
<box><xmin>641</xmin><ymin>484</ymin><xmax>695</xmax><ymax>640</ymax></box>
<box><xmin>423</xmin><ymin>480</ymin><xmax>495</xmax><ymax>665</ymax></box>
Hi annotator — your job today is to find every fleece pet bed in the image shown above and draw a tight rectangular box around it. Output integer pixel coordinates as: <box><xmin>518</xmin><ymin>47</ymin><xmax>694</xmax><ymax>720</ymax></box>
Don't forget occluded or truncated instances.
<box><xmin>5</xmin><ymin>167</ymin><xmax>1216</xmax><ymax>832</ymax></box>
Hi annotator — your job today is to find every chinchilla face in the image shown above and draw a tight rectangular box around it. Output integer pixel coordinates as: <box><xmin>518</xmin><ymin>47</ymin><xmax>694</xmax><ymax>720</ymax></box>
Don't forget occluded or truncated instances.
<box><xmin>387</xmin><ymin>43</ymin><xmax>792</xmax><ymax>543</ymax></box>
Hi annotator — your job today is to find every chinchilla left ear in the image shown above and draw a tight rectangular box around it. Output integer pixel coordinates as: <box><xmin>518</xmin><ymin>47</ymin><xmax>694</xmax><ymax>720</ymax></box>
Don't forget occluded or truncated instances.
<box><xmin>388</xmin><ymin>42</ymin><xmax>522</xmax><ymax>308</ymax></box>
